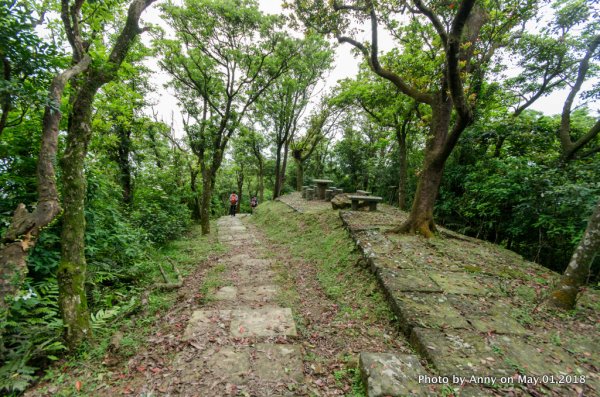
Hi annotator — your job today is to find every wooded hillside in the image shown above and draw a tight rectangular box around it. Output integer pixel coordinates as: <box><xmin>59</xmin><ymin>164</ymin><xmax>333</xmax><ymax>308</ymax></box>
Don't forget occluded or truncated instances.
<box><xmin>0</xmin><ymin>0</ymin><xmax>598</xmax><ymax>394</ymax></box>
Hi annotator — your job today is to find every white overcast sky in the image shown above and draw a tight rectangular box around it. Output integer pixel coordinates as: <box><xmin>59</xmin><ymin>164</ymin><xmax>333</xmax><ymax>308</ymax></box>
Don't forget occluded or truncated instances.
<box><xmin>139</xmin><ymin>0</ymin><xmax>593</xmax><ymax>137</ymax></box>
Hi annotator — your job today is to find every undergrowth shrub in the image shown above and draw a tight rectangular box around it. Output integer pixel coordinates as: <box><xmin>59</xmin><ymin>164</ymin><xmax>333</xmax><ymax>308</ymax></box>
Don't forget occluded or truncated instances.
<box><xmin>131</xmin><ymin>184</ymin><xmax>191</xmax><ymax>244</ymax></box>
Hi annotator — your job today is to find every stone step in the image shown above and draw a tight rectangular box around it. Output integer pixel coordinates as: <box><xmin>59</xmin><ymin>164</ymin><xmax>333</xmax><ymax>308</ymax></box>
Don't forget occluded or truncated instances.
<box><xmin>219</xmin><ymin>225</ymin><xmax>247</xmax><ymax>232</ymax></box>
<box><xmin>359</xmin><ymin>352</ymin><xmax>434</xmax><ymax>397</ymax></box>
<box><xmin>219</xmin><ymin>255</ymin><xmax>274</xmax><ymax>269</ymax></box>
<box><xmin>174</xmin><ymin>343</ymin><xmax>304</xmax><ymax>387</ymax></box>
<box><xmin>214</xmin><ymin>285</ymin><xmax>279</xmax><ymax>302</ymax></box>
<box><xmin>184</xmin><ymin>307</ymin><xmax>297</xmax><ymax>340</ymax></box>
<box><xmin>230</xmin><ymin>307</ymin><xmax>296</xmax><ymax>337</ymax></box>
<box><xmin>230</xmin><ymin>268</ymin><xmax>277</xmax><ymax>286</ymax></box>
<box><xmin>217</xmin><ymin>233</ymin><xmax>253</xmax><ymax>242</ymax></box>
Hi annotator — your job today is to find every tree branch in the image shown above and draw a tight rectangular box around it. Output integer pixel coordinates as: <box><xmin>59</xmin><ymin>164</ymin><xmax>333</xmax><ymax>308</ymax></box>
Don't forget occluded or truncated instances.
<box><xmin>412</xmin><ymin>0</ymin><xmax>448</xmax><ymax>45</ymax></box>
<box><xmin>559</xmin><ymin>34</ymin><xmax>600</xmax><ymax>160</ymax></box>
<box><xmin>446</xmin><ymin>0</ymin><xmax>476</xmax><ymax>121</ymax></box>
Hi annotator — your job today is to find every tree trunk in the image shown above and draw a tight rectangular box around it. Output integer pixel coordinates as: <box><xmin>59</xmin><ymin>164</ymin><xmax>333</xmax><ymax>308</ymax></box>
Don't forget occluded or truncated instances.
<box><xmin>549</xmin><ymin>200</ymin><xmax>600</xmax><ymax>309</ymax></box>
<box><xmin>116</xmin><ymin>125</ymin><xmax>133</xmax><ymax>205</ymax></box>
<box><xmin>0</xmin><ymin>55</ymin><xmax>90</xmax><ymax>357</ymax></box>
<box><xmin>396</xmin><ymin>121</ymin><xmax>409</xmax><ymax>210</ymax></box>
<box><xmin>273</xmin><ymin>144</ymin><xmax>282</xmax><ymax>199</ymax></box>
<box><xmin>395</xmin><ymin>99</ymin><xmax>453</xmax><ymax>237</ymax></box>
<box><xmin>56</xmin><ymin>0</ymin><xmax>156</xmax><ymax>348</ymax></box>
<box><xmin>258</xmin><ymin>160</ymin><xmax>264</xmax><ymax>202</ymax></box>
<box><xmin>398</xmin><ymin>136</ymin><xmax>408</xmax><ymax>211</ymax></box>
<box><xmin>59</xmin><ymin>82</ymin><xmax>97</xmax><ymax>349</ymax></box>
<box><xmin>295</xmin><ymin>157</ymin><xmax>304</xmax><ymax>191</ymax></box>
<box><xmin>200</xmin><ymin>168</ymin><xmax>214</xmax><ymax>235</ymax></box>
<box><xmin>190</xmin><ymin>167</ymin><xmax>201</xmax><ymax>221</ymax></box>
<box><xmin>237</xmin><ymin>164</ymin><xmax>244</xmax><ymax>213</ymax></box>
<box><xmin>280</xmin><ymin>138</ymin><xmax>291</xmax><ymax>196</ymax></box>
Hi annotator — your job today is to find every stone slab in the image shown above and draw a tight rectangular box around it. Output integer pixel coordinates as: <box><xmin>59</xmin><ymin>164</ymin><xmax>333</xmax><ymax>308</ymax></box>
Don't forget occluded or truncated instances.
<box><xmin>215</xmin><ymin>286</ymin><xmax>237</xmax><ymax>300</ymax></box>
<box><xmin>393</xmin><ymin>293</ymin><xmax>471</xmax><ymax>333</ymax></box>
<box><xmin>230</xmin><ymin>307</ymin><xmax>297</xmax><ymax>337</ymax></box>
<box><xmin>221</xmin><ymin>254</ymin><xmax>252</xmax><ymax>264</ymax></box>
<box><xmin>218</xmin><ymin>233</ymin><xmax>252</xmax><ymax>242</ymax></box>
<box><xmin>206</xmin><ymin>347</ymin><xmax>251</xmax><ymax>384</ymax></box>
<box><xmin>429</xmin><ymin>272</ymin><xmax>497</xmax><ymax>296</ymax></box>
<box><xmin>491</xmin><ymin>335</ymin><xmax>590</xmax><ymax>377</ymax></box>
<box><xmin>228</xmin><ymin>239</ymin><xmax>252</xmax><ymax>247</ymax></box>
<box><xmin>410</xmin><ymin>327</ymin><xmax>513</xmax><ymax>378</ymax></box>
<box><xmin>233</xmin><ymin>269</ymin><xmax>276</xmax><ymax>284</ymax></box>
<box><xmin>377</xmin><ymin>268</ymin><xmax>442</xmax><ymax>293</ymax></box>
<box><xmin>183</xmin><ymin>309</ymin><xmax>231</xmax><ymax>341</ymax></box>
<box><xmin>254</xmin><ymin>343</ymin><xmax>304</xmax><ymax>382</ymax></box>
<box><xmin>359</xmin><ymin>352</ymin><xmax>434</xmax><ymax>397</ymax></box>
<box><xmin>220</xmin><ymin>226</ymin><xmax>247</xmax><ymax>233</ymax></box>
<box><xmin>447</xmin><ymin>296</ymin><xmax>528</xmax><ymax>335</ymax></box>
<box><xmin>238</xmin><ymin>285</ymin><xmax>279</xmax><ymax>302</ymax></box>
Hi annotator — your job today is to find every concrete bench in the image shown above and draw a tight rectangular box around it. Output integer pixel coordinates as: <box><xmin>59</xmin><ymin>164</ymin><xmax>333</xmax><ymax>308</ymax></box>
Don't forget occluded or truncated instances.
<box><xmin>356</xmin><ymin>190</ymin><xmax>371</xmax><ymax>196</ymax></box>
<box><xmin>348</xmin><ymin>195</ymin><xmax>383</xmax><ymax>211</ymax></box>
<box><xmin>306</xmin><ymin>188</ymin><xmax>315</xmax><ymax>200</ymax></box>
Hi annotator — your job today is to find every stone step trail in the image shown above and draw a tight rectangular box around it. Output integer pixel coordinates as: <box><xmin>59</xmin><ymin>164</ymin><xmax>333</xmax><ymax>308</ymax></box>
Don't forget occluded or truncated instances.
<box><xmin>172</xmin><ymin>214</ymin><xmax>304</xmax><ymax>396</ymax></box>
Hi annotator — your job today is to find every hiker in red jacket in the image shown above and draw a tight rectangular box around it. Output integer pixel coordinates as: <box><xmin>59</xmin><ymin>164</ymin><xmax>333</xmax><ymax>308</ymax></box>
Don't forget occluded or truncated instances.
<box><xmin>229</xmin><ymin>191</ymin><xmax>238</xmax><ymax>217</ymax></box>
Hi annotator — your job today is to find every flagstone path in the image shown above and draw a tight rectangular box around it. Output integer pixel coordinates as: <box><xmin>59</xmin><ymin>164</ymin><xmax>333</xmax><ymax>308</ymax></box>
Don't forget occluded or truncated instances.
<box><xmin>173</xmin><ymin>214</ymin><xmax>303</xmax><ymax>396</ymax></box>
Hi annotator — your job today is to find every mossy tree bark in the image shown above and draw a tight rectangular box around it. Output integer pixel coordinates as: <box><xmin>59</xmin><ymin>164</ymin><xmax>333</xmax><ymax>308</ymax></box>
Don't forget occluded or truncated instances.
<box><xmin>0</xmin><ymin>1</ymin><xmax>92</xmax><ymax>357</ymax></box>
<box><xmin>549</xmin><ymin>200</ymin><xmax>600</xmax><ymax>309</ymax></box>
<box><xmin>0</xmin><ymin>71</ymin><xmax>91</xmax><ymax>354</ymax></box>
<box><xmin>57</xmin><ymin>0</ymin><xmax>156</xmax><ymax>349</ymax></box>
<box><xmin>59</xmin><ymin>81</ymin><xmax>97</xmax><ymax>347</ymax></box>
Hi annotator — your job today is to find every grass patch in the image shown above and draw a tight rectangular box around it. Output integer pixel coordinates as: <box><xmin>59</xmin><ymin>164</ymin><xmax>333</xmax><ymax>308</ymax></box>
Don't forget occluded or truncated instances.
<box><xmin>251</xmin><ymin>201</ymin><xmax>393</xmax><ymax>325</ymax></box>
<box><xmin>200</xmin><ymin>263</ymin><xmax>227</xmax><ymax>302</ymax></box>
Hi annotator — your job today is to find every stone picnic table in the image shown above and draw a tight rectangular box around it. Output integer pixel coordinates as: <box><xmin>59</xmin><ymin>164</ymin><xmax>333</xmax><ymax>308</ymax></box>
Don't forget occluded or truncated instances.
<box><xmin>312</xmin><ymin>179</ymin><xmax>334</xmax><ymax>200</ymax></box>
<box><xmin>348</xmin><ymin>195</ymin><xmax>383</xmax><ymax>211</ymax></box>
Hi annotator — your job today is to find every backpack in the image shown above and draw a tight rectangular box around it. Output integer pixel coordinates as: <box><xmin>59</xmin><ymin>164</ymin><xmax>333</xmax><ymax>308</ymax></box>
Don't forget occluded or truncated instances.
<box><xmin>230</xmin><ymin>194</ymin><xmax>238</xmax><ymax>204</ymax></box>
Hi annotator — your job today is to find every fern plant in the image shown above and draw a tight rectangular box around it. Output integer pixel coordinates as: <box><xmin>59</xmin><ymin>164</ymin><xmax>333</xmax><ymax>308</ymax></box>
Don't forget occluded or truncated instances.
<box><xmin>0</xmin><ymin>278</ymin><xmax>66</xmax><ymax>393</ymax></box>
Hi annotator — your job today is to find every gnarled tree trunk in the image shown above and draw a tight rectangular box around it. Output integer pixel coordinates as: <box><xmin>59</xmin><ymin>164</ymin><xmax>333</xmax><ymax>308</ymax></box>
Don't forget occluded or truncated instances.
<box><xmin>549</xmin><ymin>200</ymin><xmax>600</xmax><ymax>309</ymax></box>
<box><xmin>0</xmin><ymin>54</ymin><xmax>91</xmax><ymax>357</ymax></box>
<box><xmin>394</xmin><ymin>98</ymin><xmax>454</xmax><ymax>237</ymax></box>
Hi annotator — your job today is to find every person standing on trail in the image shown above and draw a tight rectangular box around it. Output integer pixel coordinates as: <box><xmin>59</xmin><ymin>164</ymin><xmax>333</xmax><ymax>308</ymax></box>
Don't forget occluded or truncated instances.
<box><xmin>250</xmin><ymin>195</ymin><xmax>258</xmax><ymax>215</ymax></box>
<box><xmin>229</xmin><ymin>191</ymin><xmax>238</xmax><ymax>217</ymax></box>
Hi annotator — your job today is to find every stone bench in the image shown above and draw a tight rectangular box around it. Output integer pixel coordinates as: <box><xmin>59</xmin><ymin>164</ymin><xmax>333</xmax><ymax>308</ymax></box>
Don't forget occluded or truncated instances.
<box><xmin>348</xmin><ymin>195</ymin><xmax>383</xmax><ymax>211</ymax></box>
<box><xmin>306</xmin><ymin>188</ymin><xmax>315</xmax><ymax>200</ymax></box>
<box><xmin>356</xmin><ymin>190</ymin><xmax>371</xmax><ymax>196</ymax></box>
<box><xmin>301</xmin><ymin>185</ymin><xmax>309</xmax><ymax>198</ymax></box>
<box><xmin>325</xmin><ymin>189</ymin><xmax>334</xmax><ymax>201</ymax></box>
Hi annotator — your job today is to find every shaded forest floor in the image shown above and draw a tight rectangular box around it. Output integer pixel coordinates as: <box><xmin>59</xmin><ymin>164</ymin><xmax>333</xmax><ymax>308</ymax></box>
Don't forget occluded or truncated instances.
<box><xmin>25</xmin><ymin>194</ymin><xmax>598</xmax><ymax>396</ymax></box>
